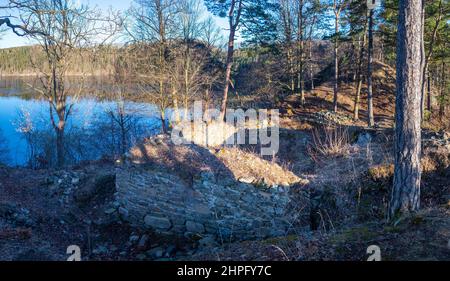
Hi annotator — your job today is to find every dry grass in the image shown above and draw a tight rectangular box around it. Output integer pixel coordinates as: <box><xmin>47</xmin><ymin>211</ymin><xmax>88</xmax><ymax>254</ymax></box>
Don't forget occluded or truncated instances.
<box><xmin>129</xmin><ymin>136</ymin><xmax>307</xmax><ymax>187</ymax></box>
<box><xmin>309</xmin><ymin>126</ymin><xmax>351</xmax><ymax>159</ymax></box>
<box><xmin>421</xmin><ymin>156</ymin><xmax>438</xmax><ymax>173</ymax></box>
<box><xmin>367</xmin><ymin>164</ymin><xmax>394</xmax><ymax>182</ymax></box>
<box><xmin>214</xmin><ymin>147</ymin><xmax>306</xmax><ymax>187</ymax></box>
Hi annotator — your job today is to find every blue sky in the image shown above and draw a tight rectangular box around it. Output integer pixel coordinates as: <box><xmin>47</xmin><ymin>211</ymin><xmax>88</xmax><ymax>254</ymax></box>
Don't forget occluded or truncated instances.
<box><xmin>0</xmin><ymin>0</ymin><xmax>228</xmax><ymax>48</ymax></box>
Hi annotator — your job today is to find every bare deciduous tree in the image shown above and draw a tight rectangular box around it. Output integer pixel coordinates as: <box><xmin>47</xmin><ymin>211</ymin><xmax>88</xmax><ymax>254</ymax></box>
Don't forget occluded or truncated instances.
<box><xmin>9</xmin><ymin>0</ymin><xmax>120</xmax><ymax>167</ymax></box>
<box><xmin>331</xmin><ymin>0</ymin><xmax>348</xmax><ymax>113</ymax></box>
<box><xmin>280</xmin><ymin>0</ymin><xmax>296</xmax><ymax>96</ymax></box>
<box><xmin>128</xmin><ymin>0</ymin><xmax>179</xmax><ymax>133</ymax></box>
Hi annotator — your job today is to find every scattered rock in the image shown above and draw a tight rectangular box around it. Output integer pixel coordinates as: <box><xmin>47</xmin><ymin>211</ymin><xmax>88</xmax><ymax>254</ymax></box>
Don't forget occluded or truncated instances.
<box><xmin>144</xmin><ymin>215</ymin><xmax>172</xmax><ymax>231</ymax></box>
<box><xmin>118</xmin><ymin>207</ymin><xmax>129</xmax><ymax>218</ymax></box>
<box><xmin>165</xmin><ymin>245</ymin><xmax>177</xmax><ymax>256</ymax></box>
<box><xmin>129</xmin><ymin>235</ymin><xmax>139</xmax><ymax>243</ymax></box>
<box><xmin>198</xmin><ymin>235</ymin><xmax>219</xmax><ymax>248</ymax></box>
<box><xmin>146</xmin><ymin>247</ymin><xmax>164</xmax><ymax>259</ymax></box>
<box><xmin>239</xmin><ymin>177</ymin><xmax>256</xmax><ymax>184</ymax></box>
<box><xmin>104</xmin><ymin>208</ymin><xmax>117</xmax><ymax>215</ymax></box>
<box><xmin>137</xmin><ymin>234</ymin><xmax>149</xmax><ymax>250</ymax></box>
<box><xmin>92</xmin><ymin>245</ymin><xmax>108</xmax><ymax>255</ymax></box>
<box><xmin>136</xmin><ymin>254</ymin><xmax>147</xmax><ymax>261</ymax></box>
<box><xmin>0</xmin><ymin>203</ymin><xmax>35</xmax><ymax>227</ymax></box>
<box><xmin>443</xmin><ymin>131</ymin><xmax>450</xmax><ymax>140</ymax></box>
<box><xmin>313</xmin><ymin>110</ymin><xmax>352</xmax><ymax>125</ymax></box>
<box><xmin>185</xmin><ymin>221</ymin><xmax>205</xmax><ymax>234</ymax></box>
<box><xmin>73</xmin><ymin>174</ymin><xmax>116</xmax><ymax>204</ymax></box>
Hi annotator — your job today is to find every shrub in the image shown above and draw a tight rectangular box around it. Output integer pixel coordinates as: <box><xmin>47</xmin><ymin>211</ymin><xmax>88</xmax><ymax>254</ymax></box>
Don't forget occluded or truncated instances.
<box><xmin>367</xmin><ymin>164</ymin><xmax>394</xmax><ymax>182</ymax></box>
<box><xmin>310</xmin><ymin>126</ymin><xmax>350</xmax><ymax>158</ymax></box>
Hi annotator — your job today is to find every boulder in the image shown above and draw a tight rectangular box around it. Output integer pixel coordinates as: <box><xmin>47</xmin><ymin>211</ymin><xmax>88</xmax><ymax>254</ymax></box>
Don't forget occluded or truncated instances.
<box><xmin>198</xmin><ymin>235</ymin><xmax>219</xmax><ymax>248</ymax></box>
<box><xmin>146</xmin><ymin>247</ymin><xmax>164</xmax><ymax>259</ymax></box>
<box><xmin>144</xmin><ymin>215</ymin><xmax>172</xmax><ymax>231</ymax></box>
<box><xmin>185</xmin><ymin>221</ymin><xmax>205</xmax><ymax>234</ymax></box>
<box><xmin>239</xmin><ymin>177</ymin><xmax>256</xmax><ymax>184</ymax></box>
<box><xmin>137</xmin><ymin>234</ymin><xmax>149</xmax><ymax>250</ymax></box>
<box><xmin>74</xmin><ymin>174</ymin><xmax>116</xmax><ymax>204</ymax></box>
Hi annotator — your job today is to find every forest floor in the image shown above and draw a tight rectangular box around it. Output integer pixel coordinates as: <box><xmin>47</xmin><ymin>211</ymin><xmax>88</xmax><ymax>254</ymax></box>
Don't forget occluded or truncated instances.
<box><xmin>0</xmin><ymin>61</ymin><xmax>449</xmax><ymax>261</ymax></box>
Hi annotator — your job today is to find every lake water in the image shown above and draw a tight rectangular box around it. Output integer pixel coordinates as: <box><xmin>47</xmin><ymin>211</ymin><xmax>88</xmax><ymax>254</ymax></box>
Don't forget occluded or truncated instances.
<box><xmin>0</xmin><ymin>77</ymin><xmax>162</xmax><ymax>166</ymax></box>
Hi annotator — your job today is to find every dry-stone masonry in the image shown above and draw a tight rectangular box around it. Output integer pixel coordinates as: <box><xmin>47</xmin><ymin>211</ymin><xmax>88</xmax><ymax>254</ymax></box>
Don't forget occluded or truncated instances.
<box><xmin>115</xmin><ymin>163</ymin><xmax>308</xmax><ymax>241</ymax></box>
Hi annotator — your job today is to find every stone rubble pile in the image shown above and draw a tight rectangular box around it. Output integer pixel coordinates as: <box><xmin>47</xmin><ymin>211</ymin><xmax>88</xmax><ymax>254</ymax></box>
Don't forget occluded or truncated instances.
<box><xmin>313</xmin><ymin>110</ymin><xmax>353</xmax><ymax>125</ymax></box>
<box><xmin>0</xmin><ymin>202</ymin><xmax>36</xmax><ymax>228</ymax></box>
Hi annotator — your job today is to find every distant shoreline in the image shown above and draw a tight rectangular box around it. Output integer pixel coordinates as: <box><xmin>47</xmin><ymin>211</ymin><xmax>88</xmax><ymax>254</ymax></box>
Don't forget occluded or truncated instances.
<box><xmin>0</xmin><ymin>73</ymin><xmax>111</xmax><ymax>77</ymax></box>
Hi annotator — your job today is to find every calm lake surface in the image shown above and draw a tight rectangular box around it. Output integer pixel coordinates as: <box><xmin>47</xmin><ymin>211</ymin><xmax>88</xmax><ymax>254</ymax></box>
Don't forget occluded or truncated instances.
<box><xmin>0</xmin><ymin>77</ymin><xmax>162</xmax><ymax>166</ymax></box>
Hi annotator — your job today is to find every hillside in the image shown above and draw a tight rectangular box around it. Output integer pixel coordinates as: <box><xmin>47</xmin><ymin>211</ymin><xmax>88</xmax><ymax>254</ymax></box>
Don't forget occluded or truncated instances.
<box><xmin>0</xmin><ymin>45</ymin><xmax>116</xmax><ymax>76</ymax></box>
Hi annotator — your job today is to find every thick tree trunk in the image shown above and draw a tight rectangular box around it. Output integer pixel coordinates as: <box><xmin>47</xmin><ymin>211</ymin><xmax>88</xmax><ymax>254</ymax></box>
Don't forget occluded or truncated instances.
<box><xmin>367</xmin><ymin>9</ymin><xmax>375</xmax><ymax>127</ymax></box>
<box><xmin>389</xmin><ymin>0</ymin><xmax>423</xmax><ymax>219</ymax></box>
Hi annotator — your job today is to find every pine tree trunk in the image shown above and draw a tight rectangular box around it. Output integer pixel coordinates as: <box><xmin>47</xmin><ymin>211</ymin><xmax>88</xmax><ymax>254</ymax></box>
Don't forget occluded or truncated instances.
<box><xmin>389</xmin><ymin>0</ymin><xmax>423</xmax><ymax>219</ymax></box>
<box><xmin>308</xmin><ymin>15</ymin><xmax>316</xmax><ymax>91</ymax></box>
<box><xmin>220</xmin><ymin>0</ymin><xmax>242</xmax><ymax>121</ymax></box>
<box><xmin>354</xmin><ymin>17</ymin><xmax>368</xmax><ymax>121</ymax></box>
<box><xmin>367</xmin><ymin>9</ymin><xmax>375</xmax><ymax>127</ymax></box>
<box><xmin>421</xmin><ymin>0</ymin><xmax>443</xmax><ymax>120</ymax></box>
<box><xmin>333</xmin><ymin>15</ymin><xmax>339</xmax><ymax>113</ymax></box>
<box><xmin>221</xmin><ymin>29</ymin><xmax>235</xmax><ymax>120</ymax></box>
<box><xmin>439</xmin><ymin>61</ymin><xmax>446</xmax><ymax>120</ymax></box>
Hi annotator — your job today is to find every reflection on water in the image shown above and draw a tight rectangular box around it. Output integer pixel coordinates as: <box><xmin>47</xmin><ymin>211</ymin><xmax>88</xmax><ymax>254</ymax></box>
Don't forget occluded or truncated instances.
<box><xmin>0</xmin><ymin>76</ymin><xmax>162</xmax><ymax>166</ymax></box>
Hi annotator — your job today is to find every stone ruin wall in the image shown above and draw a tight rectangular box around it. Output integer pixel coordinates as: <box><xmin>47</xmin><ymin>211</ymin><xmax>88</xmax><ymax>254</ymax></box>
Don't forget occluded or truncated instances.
<box><xmin>115</xmin><ymin>164</ymin><xmax>308</xmax><ymax>241</ymax></box>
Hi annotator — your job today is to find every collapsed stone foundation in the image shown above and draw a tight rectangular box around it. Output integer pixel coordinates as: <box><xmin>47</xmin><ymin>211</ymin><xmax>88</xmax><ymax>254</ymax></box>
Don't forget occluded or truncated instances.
<box><xmin>115</xmin><ymin>163</ymin><xmax>308</xmax><ymax>241</ymax></box>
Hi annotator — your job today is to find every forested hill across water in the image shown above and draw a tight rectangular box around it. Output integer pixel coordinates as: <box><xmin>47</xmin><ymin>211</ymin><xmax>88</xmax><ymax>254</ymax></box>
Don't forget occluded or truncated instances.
<box><xmin>0</xmin><ymin>45</ymin><xmax>116</xmax><ymax>76</ymax></box>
